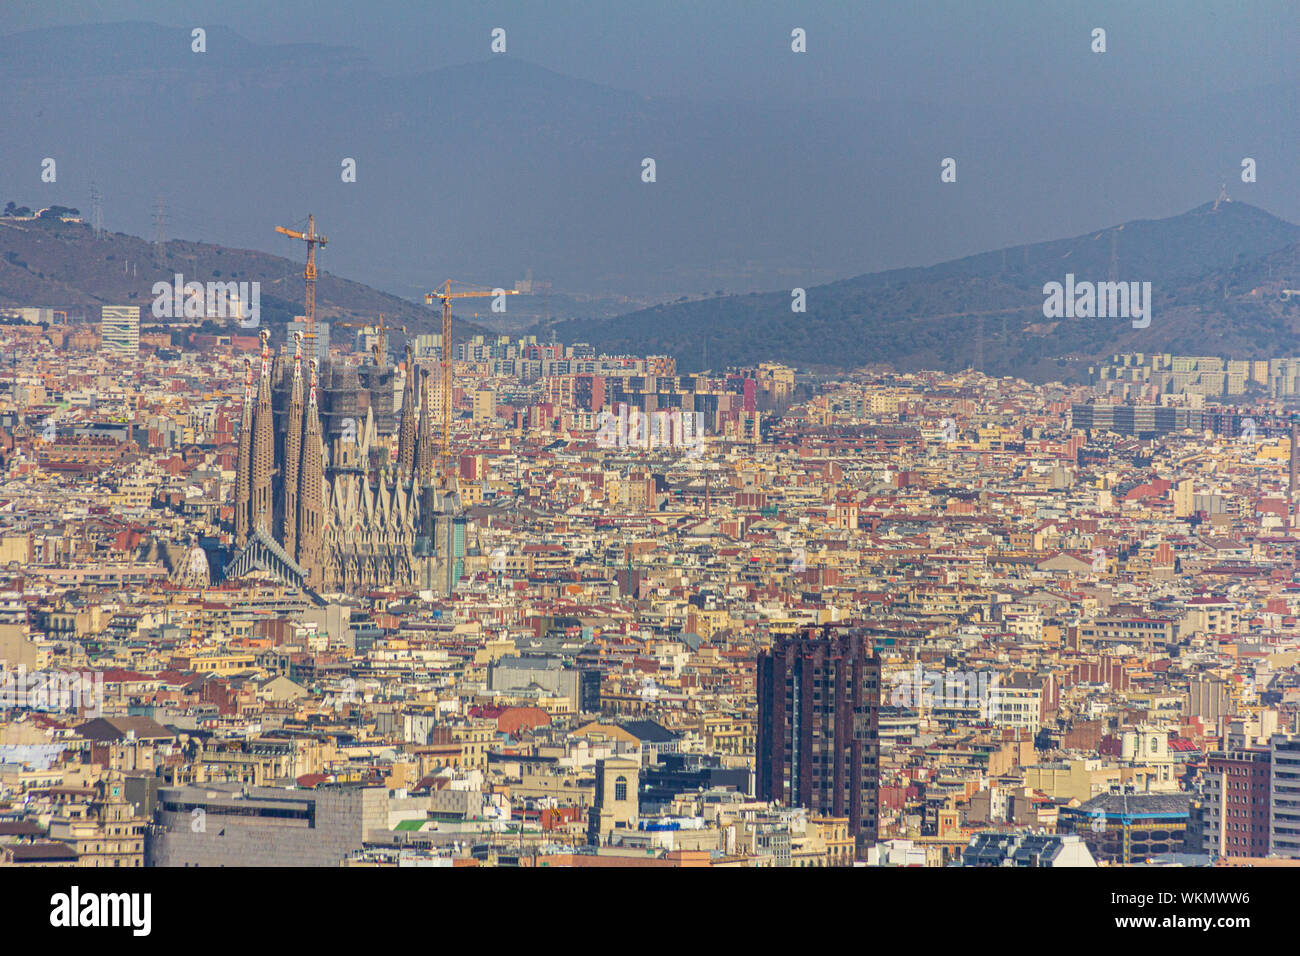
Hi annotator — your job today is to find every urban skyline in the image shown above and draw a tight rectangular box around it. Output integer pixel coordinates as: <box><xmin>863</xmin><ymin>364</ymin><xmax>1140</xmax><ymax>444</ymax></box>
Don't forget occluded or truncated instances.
<box><xmin>0</xmin><ymin>2</ymin><xmax>1290</xmax><ymax>941</ymax></box>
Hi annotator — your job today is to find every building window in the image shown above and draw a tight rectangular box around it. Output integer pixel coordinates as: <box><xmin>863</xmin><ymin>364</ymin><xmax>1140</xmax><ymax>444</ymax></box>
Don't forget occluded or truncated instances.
<box><xmin>614</xmin><ymin>776</ymin><xmax>628</xmax><ymax>801</ymax></box>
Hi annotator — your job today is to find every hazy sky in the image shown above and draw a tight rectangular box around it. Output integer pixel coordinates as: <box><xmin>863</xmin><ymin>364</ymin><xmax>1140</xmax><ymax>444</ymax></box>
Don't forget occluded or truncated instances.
<box><xmin>5</xmin><ymin>0</ymin><xmax>1298</xmax><ymax>106</ymax></box>
<box><xmin>2</xmin><ymin>1</ymin><xmax>1297</xmax><ymax>303</ymax></box>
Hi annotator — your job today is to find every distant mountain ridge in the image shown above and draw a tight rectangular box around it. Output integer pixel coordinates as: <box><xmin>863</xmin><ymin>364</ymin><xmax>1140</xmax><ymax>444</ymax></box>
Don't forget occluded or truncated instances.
<box><xmin>540</xmin><ymin>201</ymin><xmax>1300</xmax><ymax>382</ymax></box>
<box><xmin>0</xmin><ymin>215</ymin><xmax>487</xmax><ymax>341</ymax></box>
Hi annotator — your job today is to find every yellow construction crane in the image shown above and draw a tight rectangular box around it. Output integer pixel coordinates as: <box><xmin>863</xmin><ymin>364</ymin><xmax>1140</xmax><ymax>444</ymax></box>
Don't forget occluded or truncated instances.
<box><xmin>423</xmin><ymin>280</ymin><xmax>518</xmax><ymax>485</ymax></box>
<box><xmin>274</xmin><ymin>215</ymin><xmax>328</xmax><ymax>346</ymax></box>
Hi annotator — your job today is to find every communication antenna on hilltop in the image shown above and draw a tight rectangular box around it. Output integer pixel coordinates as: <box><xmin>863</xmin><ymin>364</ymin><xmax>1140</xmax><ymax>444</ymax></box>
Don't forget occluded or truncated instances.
<box><xmin>1213</xmin><ymin>182</ymin><xmax>1230</xmax><ymax>212</ymax></box>
<box><xmin>89</xmin><ymin>182</ymin><xmax>104</xmax><ymax>238</ymax></box>
<box><xmin>152</xmin><ymin>196</ymin><xmax>167</xmax><ymax>259</ymax></box>
<box><xmin>1108</xmin><ymin>229</ymin><xmax>1119</xmax><ymax>284</ymax></box>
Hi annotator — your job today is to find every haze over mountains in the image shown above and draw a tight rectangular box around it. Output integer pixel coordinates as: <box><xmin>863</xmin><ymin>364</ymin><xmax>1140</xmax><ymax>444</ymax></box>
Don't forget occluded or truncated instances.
<box><xmin>5</xmin><ymin>198</ymin><xmax>1298</xmax><ymax>384</ymax></box>
<box><xmin>545</xmin><ymin>200</ymin><xmax>1300</xmax><ymax>381</ymax></box>
<box><xmin>4</xmin><ymin>18</ymin><xmax>1300</xmax><ymax>381</ymax></box>
<box><xmin>2</xmin><ymin>19</ymin><xmax>1298</xmax><ymax>309</ymax></box>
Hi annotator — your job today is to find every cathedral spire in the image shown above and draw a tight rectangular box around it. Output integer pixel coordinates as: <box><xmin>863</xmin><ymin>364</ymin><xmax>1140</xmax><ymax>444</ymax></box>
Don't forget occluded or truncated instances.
<box><xmin>397</xmin><ymin>345</ymin><xmax>418</xmax><ymax>480</ymax></box>
<box><xmin>250</xmin><ymin>329</ymin><xmax>275</xmax><ymax>533</ymax></box>
<box><xmin>413</xmin><ymin>365</ymin><xmax>434</xmax><ymax>486</ymax></box>
<box><xmin>282</xmin><ymin>330</ymin><xmax>305</xmax><ymax>560</ymax></box>
<box><xmin>296</xmin><ymin>358</ymin><xmax>325</xmax><ymax>586</ymax></box>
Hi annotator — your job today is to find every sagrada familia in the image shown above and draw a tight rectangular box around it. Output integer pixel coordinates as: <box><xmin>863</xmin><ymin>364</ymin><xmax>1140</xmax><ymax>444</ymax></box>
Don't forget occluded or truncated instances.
<box><xmin>225</xmin><ymin>329</ymin><xmax>466</xmax><ymax>596</ymax></box>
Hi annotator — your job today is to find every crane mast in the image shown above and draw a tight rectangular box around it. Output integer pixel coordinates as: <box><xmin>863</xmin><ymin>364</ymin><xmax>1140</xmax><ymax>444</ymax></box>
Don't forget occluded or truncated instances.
<box><xmin>275</xmin><ymin>215</ymin><xmax>329</xmax><ymax>350</ymax></box>
<box><xmin>333</xmin><ymin>313</ymin><xmax>404</xmax><ymax>369</ymax></box>
<box><xmin>423</xmin><ymin>281</ymin><xmax>518</xmax><ymax>487</ymax></box>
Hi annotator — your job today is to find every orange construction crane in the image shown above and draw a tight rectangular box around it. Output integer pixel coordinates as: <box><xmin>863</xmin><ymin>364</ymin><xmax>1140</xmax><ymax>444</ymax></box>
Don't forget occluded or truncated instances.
<box><xmin>275</xmin><ymin>215</ymin><xmax>328</xmax><ymax>346</ymax></box>
<box><xmin>423</xmin><ymin>281</ymin><xmax>517</xmax><ymax>486</ymax></box>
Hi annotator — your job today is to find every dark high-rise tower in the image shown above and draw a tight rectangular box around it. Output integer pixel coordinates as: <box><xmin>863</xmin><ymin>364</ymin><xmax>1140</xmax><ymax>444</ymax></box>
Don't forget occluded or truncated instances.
<box><xmin>234</xmin><ymin>357</ymin><xmax>254</xmax><ymax>546</ymax></box>
<box><xmin>1290</xmin><ymin>414</ymin><xmax>1298</xmax><ymax>530</ymax></box>
<box><xmin>757</xmin><ymin>624</ymin><xmax>881</xmax><ymax>857</ymax></box>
